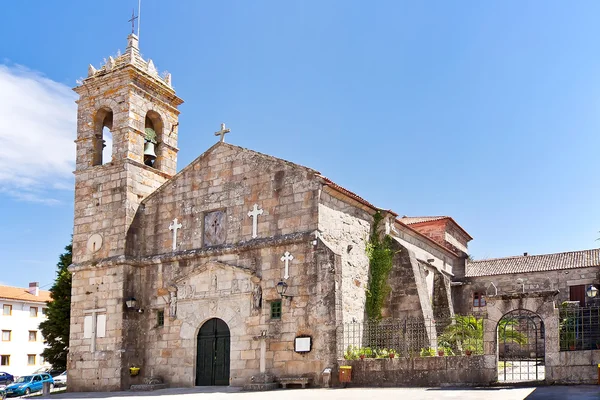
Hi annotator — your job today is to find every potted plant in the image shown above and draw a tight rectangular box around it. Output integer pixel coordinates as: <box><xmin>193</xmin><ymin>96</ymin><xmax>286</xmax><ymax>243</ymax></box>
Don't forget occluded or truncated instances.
<box><xmin>376</xmin><ymin>348</ymin><xmax>389</xmax><ymax>359</ymax></box>
<box><xmin>129</xmin><ymin>366</ymin><xmax>140</xmax><ymax>377</ymax></box>
<box><xmin>464</xmin><ymin>345</ymin><xmax>474</xmax><ymax>356</ymax></box>
<box><xmin>344</xmin><ymin>345</ymin><xmax>359</xmax><ymax>360</ymax></box>
<box><xmin>420</xmin><ymin>347</ymin><xmax>436</xmax><ymax>357</ymax></box>
<box><xmin>388</xmin><ymin>349</ymin><xmax>396</xmax><ymax>359</ymax></box>
<box><xmin>437</xmin><ymin>348</ymin><xmax>444</xmax><ymax>357</ymax></box>
<box><xmin>564</xmin><ymin>332</ymin><xmax>576</xmax><ymax>350</ymax></box>
<box><xmin>358</xmin><ymin>348</ymin><xmax>366</xmax><ymax>360</ymax></box>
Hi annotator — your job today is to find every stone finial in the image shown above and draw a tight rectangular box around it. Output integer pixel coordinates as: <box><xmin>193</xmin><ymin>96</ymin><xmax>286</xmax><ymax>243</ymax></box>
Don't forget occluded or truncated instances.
<box><xmin>127</xmin><ymin>33</ymin><xmax>139</xmax><ymax>51</ymax></box>
<box><xmin>147</xmin><ymin>59</ymin><xmax>157</xmax><ymax>76</ymax></box>
<box><xmin>87</xmin><ymin>64</ymin><xmax>97</xmax><ymax>77</ymax></box>
<box><xmin>106</xmin><ymin>56</ymin><xmax>115</xmax><ymax>71</ymax></box>
<box><xmin>164</xmin><ymin>73</ymin><xmax>172</xmax><ymax>87</ymax></box>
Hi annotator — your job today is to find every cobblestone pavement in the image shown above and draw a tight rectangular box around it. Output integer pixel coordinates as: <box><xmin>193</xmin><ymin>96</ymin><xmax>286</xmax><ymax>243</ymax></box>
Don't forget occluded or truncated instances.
<box><xmin>45</xmin><ymin>385</ymin><xmax>600</xmax><ymax>400</ymax></box>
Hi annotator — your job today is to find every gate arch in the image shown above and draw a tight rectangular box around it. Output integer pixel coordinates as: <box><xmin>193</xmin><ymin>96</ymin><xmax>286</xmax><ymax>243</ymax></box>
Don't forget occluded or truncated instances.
<box><xmin>196</xmin><ymin>318</ymin><xmax>230</xmax><ymax>386</ymax></box>
<box><xmin>497</xmin><ymin>309</ymin><xmax>545</xmax><ymax>382</ymax></box>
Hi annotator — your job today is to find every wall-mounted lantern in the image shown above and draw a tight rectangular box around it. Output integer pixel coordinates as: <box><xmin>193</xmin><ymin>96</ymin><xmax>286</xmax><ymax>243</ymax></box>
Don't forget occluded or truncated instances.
<box><xmin>586</xmin><ymin>285</ymin><xmax>598</xmax><ymax>298</ymax></box>
<box><xmin>276</xmin><ymin>281</ymin><xmax>293</xmax><ymax>300</ymax></box>
<box><xmin>125</xmin><ymin>297</ymin><xmax>143</xmax><ymax>313</ymax></box>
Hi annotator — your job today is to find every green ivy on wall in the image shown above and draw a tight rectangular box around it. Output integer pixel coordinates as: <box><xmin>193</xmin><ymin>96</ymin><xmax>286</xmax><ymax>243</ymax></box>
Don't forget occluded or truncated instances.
<box><xmin>365</xmin><ymin>211</ymin><xmax>395</xmax><ymax>320</ymax></box>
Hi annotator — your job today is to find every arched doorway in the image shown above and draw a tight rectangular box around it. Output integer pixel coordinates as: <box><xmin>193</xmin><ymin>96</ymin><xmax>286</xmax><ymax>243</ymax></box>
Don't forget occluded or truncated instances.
<box><xmin>497</xmin><ymin>309</ymin><xmax>545</xmax><ymax>382</ymax></box>
<box><xmin>196</xmin><ymin>318</ymin><xmax>230</xmax><ymax>386</ymax></box>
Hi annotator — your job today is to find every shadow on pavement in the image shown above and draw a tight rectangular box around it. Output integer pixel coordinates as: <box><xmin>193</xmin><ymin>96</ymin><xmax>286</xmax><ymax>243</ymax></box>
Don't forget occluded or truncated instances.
<box><xmin>51</xmin><ymin>387</ymin><xmax>243</xmax><ymax>398</ymax></box>
<box><xmin>524</xmin><ymin>385</ymin><xmax>600</xmax><ymax>400</ymax></box>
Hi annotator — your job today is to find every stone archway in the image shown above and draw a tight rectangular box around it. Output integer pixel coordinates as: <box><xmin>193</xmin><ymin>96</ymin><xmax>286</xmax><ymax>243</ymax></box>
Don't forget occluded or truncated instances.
<box><xmin>497</xmin><ymin>309</ymin><xmax>545</xmax><ymax>382</ymax></box>
<box><xmin>483</xmin><ymin>291</ymin><xmax>559</xmax><ymax>383</ymax></box>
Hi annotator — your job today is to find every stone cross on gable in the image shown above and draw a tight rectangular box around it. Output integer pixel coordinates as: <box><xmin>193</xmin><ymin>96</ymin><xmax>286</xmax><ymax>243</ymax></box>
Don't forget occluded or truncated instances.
<box><xmin>281</xmin><ymin>251</ymin><xmax>294</xmax><ymax>280</ymax></box>
<box><xmin>214</xmin><ymin>123</ymin><xmax>231</xmax><ymax>143</ymax></box>
<box><xmin>248</xmin><ymin>204</ymin><xmax>264</xmax><ymax>239</ymax></box>
<box><xmin>169</xmin><ymin>218</ymin><xmax>182</xmax><ymax>251</ymax></box>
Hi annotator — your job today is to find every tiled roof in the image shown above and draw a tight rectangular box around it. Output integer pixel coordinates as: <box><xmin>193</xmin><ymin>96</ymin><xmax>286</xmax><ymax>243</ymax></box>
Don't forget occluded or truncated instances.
<box><xmin>318</xmin><ymin>175</ymin><xmax>380</xmax><ymax>211</ymax></box>
<box><xmin>0</xmin><ymin>285</ymin><xmax>52</xmax><ymax>303</ymax></box>
<box><xmin>400</xmin><ymin>216</ymin><xmax>473</xmax><ymax>240</ymax></box>
<box><xmin>400</xmin><ymin>216</ymin><xmax>448</xmax><ymax>225</ymax></box>
<box><xmin>466</xmin><ymin>248</ymin><xmax>600</xmax><ymax>277</ymax></box>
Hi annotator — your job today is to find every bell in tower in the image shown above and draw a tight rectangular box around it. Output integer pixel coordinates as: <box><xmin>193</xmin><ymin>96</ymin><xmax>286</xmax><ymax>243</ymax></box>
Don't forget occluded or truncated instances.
<box><xmin>144</xmin><ymin>126</ymin><xmax>158</xmax><ymax>167</ymax></box>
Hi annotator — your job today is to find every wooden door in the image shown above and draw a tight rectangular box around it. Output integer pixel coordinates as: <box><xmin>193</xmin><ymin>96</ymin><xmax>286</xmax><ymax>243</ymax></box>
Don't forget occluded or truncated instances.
<box><xmin>196</xmin><ymin>318</ymin><xmax>230</xmax><ymax>386</ymax></box>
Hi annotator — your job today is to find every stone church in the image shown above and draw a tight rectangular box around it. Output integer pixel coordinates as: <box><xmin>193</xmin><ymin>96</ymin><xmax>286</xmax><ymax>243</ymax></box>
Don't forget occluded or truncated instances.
<box><xmin>67</xmin><ymin>34</ymin><xmax>478</xmax><ymax>391</ymax></box>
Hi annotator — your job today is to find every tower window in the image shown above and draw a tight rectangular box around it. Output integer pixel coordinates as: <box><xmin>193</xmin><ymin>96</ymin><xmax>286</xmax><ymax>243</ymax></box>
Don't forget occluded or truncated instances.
<box><xmin>93</xmin><ymin>108</ymin><xmax>113</xmax><ymax>166</ymax></box>
<box><xmin>144</xmin><ymin>112</ymin><xmax>163</xmax><ymax>169</ymax></box>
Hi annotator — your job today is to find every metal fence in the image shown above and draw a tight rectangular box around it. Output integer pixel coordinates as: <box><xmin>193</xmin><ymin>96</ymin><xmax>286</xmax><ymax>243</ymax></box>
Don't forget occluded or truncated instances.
<box><xmin>338</xmin><ymin>315</ymin><xmax>486</xmax><ymax>359</ymax></box>
<box><xmin>559</xmin><ymin>305</ymin><xmax>600</xmax><ymax>351</ymax></box>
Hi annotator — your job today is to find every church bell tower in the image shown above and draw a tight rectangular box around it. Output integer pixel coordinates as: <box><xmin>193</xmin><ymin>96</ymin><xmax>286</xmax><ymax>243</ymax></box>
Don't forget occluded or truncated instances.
<box><xmin>72</xmin><ymin>34</ymin><xmax>184</xmax><ymax>264</ymax></box>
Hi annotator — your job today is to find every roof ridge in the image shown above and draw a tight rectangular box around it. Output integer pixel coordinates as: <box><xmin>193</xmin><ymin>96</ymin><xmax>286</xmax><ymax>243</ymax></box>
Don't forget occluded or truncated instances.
<box><xmin>0</xmin><ymin>284</ymin><xmax>50</xmax><ymax>292</ymax></box>
<box><xmin>469</xmin><ymin>248</ymin><xmax>600</xmax><ymax>264</ymax></box>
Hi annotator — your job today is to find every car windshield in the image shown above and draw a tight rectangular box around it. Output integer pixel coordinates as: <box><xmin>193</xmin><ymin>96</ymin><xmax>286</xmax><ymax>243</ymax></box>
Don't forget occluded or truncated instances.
<box><xmin>15</xmin><ymin>376</ymin><xmax>33</xmax><ymax>383</ymax></box>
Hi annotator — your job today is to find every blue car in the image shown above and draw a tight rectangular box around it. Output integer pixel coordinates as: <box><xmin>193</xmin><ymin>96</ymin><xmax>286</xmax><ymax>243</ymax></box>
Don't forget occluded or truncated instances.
<box><xmin>5</xmin><ymin>373</ymin><xmax>54</xmax><ymax>397</ymax></box>
<box><xmin>0</xmin><ymin>372</ymin><xmax>13</xmax><ymax>386</ymax></box>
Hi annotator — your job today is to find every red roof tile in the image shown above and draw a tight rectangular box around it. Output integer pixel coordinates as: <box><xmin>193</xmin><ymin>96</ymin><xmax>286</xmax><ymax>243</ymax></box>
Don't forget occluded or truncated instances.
<box><xmin>0</xmin><ymin>285</ymin><xmax>52</xmax><ymax>303</ymax></box>
<box><xmin>466</xmin><ymin>249</ymin><xmax>600</xmax><ymax>277</ymax></box>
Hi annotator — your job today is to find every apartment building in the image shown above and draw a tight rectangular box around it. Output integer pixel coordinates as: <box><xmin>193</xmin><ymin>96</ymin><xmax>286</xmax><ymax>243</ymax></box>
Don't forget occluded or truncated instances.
<box><xmin>0</xmin><ymin>283</ymin><xmax>51</xmax><ymax>376</ymax></box>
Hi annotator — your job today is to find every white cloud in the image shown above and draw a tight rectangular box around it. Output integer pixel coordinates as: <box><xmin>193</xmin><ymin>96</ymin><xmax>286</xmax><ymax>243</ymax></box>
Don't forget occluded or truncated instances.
<box><xmin>0</xmin><ymin>64</ymin><xmax>77</xmax><ymax>203</ymax></box>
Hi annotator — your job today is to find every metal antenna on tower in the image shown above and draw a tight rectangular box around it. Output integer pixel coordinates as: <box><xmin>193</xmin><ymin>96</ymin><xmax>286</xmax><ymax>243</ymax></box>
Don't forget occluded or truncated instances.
<box><xmin>137</xmin><ymin>0</ymin><xmax>141</xmax><ymax>37</ymax></box>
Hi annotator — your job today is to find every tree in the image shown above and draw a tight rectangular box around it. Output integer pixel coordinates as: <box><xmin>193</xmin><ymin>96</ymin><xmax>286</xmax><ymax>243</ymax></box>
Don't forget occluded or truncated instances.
<box><xmin>39</xmin><ymin>242</ymin><xmax>72</xmax><ymax>370</ymax></box>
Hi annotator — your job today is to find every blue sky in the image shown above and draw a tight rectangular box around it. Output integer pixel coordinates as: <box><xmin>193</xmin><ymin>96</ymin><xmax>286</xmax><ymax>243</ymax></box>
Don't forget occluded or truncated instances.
<box><xmin>1</xmin><ymin>1</ymin><xmax>599</xmax><ymax>289</ymax></box>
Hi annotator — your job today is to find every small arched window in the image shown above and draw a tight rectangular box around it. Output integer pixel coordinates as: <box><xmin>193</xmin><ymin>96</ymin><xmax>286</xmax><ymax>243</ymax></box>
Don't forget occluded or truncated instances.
<box><xmin>144</xmin><ymin>111</ymin><xmax>163</xmax><ymax>169</ymax></box>
<box><xmin>93</xmin><ymin>108</ymin><xmax>113</xmax><ymax>166</ymax></box>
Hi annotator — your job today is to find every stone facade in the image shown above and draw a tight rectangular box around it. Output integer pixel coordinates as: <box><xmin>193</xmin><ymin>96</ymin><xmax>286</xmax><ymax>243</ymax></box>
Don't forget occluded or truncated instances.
<box><xmin>68</xmin><ymin>33</ymin><xmax>473</xmax><ymax>392</ymax></box>
<box><xmin>69</xmin><ymin>32</ymin><xmax>600</xmax><ymax>391</ymax></box>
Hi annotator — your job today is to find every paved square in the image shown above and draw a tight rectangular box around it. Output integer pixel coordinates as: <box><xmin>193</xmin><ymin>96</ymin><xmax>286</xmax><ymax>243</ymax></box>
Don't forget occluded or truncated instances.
<box><xmin>49</xmin><ymin>386</ymin><xmax>600</xmax><ymax>400</ymax></box>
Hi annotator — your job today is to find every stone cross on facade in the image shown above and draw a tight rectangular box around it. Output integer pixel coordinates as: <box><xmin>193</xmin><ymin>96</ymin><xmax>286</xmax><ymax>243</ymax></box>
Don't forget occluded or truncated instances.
<box><xmin>169</xmin><ymin>218</ymin><xmax>182</xmax><ymax>251</ymax></box>
<box><xmin>281</xmin><ymin>251</ymin><xmax>294</xmax><ymax>280</ymax></box>
<box><xmin>214</xmin><ymin>123</ymin><xmax>231</xmax><ymax>143</ymax></box>
<box><xmin>247</xmin><ymin>204</ymin><xmax>264</xmax><ymax>239</ymax></box>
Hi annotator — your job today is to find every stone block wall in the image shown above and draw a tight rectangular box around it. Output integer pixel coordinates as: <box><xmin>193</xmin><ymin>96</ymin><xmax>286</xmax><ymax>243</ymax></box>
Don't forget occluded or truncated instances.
<box><xmin>67</xmin><ymin>264</ymin><xmax>129</xmax><ymax>391</ymax></box>
<box><xmin>342</xmin><ymin>355</ymin><xmax>496</xmax><ymax>387</ymax></box>
<box><xmin>129</xmin><ymin>143</ymin><xmax>321</xmax><ymax>257</ymax></box>
<box><xmin>546</xmin><ymin>350</ymin><xmax>600</xmax><ymax>384</ymax></box>
<box><xmin>317</xmin><ymin>189</ymin><xmax>372</xmax><ymax>324</ymax></box>
<box><xmin>73</xmin><ymin>67</ymin><xmax>181</xmax><ymax>265</ymax></box>
<box><xmin>125</xmin><ymin>238</ymin><xmax>338</xmax><ymax>388</ymax></box>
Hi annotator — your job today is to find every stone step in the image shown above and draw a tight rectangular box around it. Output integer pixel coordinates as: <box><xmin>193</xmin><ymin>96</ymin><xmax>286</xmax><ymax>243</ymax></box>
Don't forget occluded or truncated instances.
<box><xmin>243</xmin><ymin>382</ymin><xmax>279</xmax><ymax>391</ymax></box>
<box><xmin>130</xmin><ymin>383</ymin><xmax>169</xmax><ymax>391</ymax></box>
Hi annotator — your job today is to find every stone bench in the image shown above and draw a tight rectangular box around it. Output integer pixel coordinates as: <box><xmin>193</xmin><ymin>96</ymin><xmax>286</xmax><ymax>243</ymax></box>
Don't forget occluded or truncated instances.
<box><xmin>278</xmin><ymin>376</ymin><xmax>312</xmax><ymax>389</ymax></box>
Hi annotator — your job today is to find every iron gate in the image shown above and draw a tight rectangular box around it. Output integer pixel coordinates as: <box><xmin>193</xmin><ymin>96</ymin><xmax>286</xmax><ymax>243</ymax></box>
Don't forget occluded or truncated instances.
<box><xmin>497</xmin><ymin>309</ymin><xmax>545</xmax><ymax>382</ymax></box>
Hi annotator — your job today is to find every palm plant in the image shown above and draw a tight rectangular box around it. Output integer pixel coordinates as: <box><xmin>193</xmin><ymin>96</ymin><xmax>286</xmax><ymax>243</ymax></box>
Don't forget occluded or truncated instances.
<box><xmin>438</xmin><ymin>315</ymin><xmax>528</xmax><ymax>355</ymax></box>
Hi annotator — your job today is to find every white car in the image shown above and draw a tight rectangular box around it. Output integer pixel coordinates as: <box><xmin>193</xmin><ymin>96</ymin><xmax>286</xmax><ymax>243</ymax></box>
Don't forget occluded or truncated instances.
<box><xmin>53</xmin><ymin>371</ymin><xmax>67</xmax><ymax>388</ymax></box>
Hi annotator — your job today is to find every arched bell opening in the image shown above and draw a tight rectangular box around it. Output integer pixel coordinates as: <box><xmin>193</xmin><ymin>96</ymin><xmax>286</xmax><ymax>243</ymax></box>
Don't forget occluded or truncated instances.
<box><xmin>92</xmin><ymin>108</ymin><xmax>113</xmax><ymax>166</ymax></box>
<box><xmin>144</xmin><ymin>111</ymin><xmax>163</xmax><ymax>169</ymax></box>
